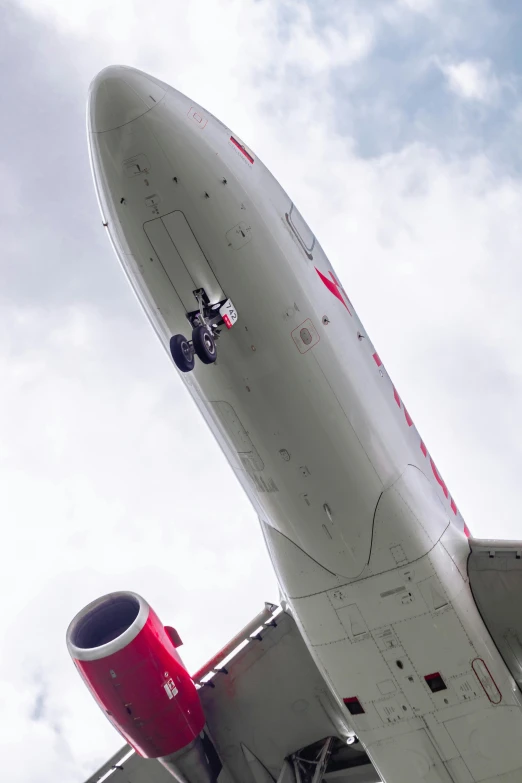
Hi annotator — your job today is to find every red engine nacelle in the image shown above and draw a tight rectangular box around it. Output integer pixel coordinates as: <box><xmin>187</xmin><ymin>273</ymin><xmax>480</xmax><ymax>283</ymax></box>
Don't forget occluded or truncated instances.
<box><xmin>66</xmin><ymin>591</ymin><xmax>206</xmax><ymax>759</ymax></box>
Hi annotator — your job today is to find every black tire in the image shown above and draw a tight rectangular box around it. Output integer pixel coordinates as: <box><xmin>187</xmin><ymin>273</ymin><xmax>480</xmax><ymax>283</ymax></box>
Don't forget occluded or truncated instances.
<box><xmin>192</xmin><ymin>325</ymin><xmax>217</xmax><ymax>365</ymax></box>
<box><xmin>170</xmin><ymin>334</ymin><xmax>195</xmax><ymax>373</ymax></box>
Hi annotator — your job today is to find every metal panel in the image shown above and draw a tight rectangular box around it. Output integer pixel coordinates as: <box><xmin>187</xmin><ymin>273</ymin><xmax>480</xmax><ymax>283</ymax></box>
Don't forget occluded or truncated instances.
<box><xmin>368</xmin><ymin>729</ymin><xmax>453</xmax><ymax>782</ymax></box>
<box><xmin>211</xmin><ymin>401</ymin><xmax>265</xmax><ymax>471</ymax></box>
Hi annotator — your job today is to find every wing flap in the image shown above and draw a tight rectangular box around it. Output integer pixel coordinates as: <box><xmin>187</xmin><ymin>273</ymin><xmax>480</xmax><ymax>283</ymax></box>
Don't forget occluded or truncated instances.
<box><xmin>468</xmin><ymin>537</ymin><xmax>522</xmax><ymax>690</ymax></box>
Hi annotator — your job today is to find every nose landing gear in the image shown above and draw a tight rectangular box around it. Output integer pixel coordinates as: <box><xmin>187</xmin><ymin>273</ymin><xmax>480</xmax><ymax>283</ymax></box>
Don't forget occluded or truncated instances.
<box><xmin>192</xmin><ymin>325</ymin><xmax>217</xmax><ymax>365</ymax></box>
<box><xmin>169</xmin><ymin>289</ymin><xmax>236</xmax><ymax>373</ymax></box>
<box><xmin>169</xmin><ymin>327</ymin><xmax>217</xmax><ymax>373</ymax></box>
<box><xmin>169</xmin><ymin>333</ymin><xmax>196</xmax><ymax>373</ymax></box>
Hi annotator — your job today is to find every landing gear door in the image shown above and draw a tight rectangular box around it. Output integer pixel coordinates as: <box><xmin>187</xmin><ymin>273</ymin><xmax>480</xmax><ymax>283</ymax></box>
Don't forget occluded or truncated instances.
<box><xmin>144</xmin><ymin>211</ymin><xmax>224</xmax><ymax>312</ymax></box>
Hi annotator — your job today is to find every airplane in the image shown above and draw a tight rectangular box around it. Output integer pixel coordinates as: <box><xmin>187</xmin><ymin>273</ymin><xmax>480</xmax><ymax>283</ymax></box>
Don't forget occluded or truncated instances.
<box><xmin>67</xmin><ymin>65</ymin><xmax>522</xmax><ymax>783</ymax></box>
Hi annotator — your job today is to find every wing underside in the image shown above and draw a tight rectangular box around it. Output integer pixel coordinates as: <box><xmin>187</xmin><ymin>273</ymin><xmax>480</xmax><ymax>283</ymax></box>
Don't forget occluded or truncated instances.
<box><xmin>83</xmin><ymin>606</ymin><xmax>380</xmax><ymax>783</ymax></box>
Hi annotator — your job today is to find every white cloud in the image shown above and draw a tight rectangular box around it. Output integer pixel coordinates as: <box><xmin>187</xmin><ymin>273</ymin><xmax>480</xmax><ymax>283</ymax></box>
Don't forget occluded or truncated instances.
<box><xmin>276</xmin><ymin>3</ymin><xmax>375</xmax><ymax>76</ymax></box>
<box><xmin>441</xmin><ymin>58</ymin><xmax>500</xmax><ymax>102</ymax></box>
<box><xmin>396</xmin><ymin>0</ymin><xmax>439</xmax><ymax>12</ymax></box>
<box><xmin>0</xmin><ymin>301</ymin><xmax>277</xmax><ymax>778</ymax></box>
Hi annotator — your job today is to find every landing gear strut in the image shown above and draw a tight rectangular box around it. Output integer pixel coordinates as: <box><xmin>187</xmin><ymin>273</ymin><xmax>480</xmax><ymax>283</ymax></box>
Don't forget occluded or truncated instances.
<box><xmin>169</xmin><ymin>288</ymin><xmax>236</xmax><ymax>373</ymax></box>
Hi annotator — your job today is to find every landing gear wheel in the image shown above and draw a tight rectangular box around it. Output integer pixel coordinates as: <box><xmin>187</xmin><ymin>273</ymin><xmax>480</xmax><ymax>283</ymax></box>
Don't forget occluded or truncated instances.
<box><xmin>170</xmin><ymin>334</ymin><xmax>195</xmax><ymax>373</ymax></box>
<box><xmin>192</xmin><ymin>325</ymin><xmax>217</xmax><ymax>365</ymax></box>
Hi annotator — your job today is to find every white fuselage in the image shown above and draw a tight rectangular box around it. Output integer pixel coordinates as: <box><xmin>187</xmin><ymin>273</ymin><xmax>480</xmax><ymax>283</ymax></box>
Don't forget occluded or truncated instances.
<box><xmin>89</xmin><ymin>66</ymin><xmax>522</xmax><ymax>783</ymax></box>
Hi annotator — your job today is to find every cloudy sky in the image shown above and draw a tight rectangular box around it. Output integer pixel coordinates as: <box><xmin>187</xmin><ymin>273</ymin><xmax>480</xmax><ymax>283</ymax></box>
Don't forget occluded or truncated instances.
<box><xmin>2</xmin><ymin>0</ymin><xmax>522</xmax><ymax>780</ymax></box>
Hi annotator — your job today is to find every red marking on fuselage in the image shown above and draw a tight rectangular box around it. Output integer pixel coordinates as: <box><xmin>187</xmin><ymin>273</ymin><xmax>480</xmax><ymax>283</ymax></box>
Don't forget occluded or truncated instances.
<box><xmin>373</xmin><ymin>354</ymin><xmax>462</xmax><ymax>522</ymax></box>
<box><xmin>230</xmin><ymin>136</ymin><xmax>254</xmax><ymax>164</ymax></box>
<box><xmin>472</xmin><ymin>658</ymin><xmax>502</xmax><ymax>704</ymax></box>
<box><xmin>315</xmin><ymin>268</ymin><xmax>352</xmax><ymax>314</ymax></box>
<box><xmin>343</xmin><ymin>696</ymin><xmax>365</xmax><ymax>715</ymax></box>
<box><xmin>430</xmin><ymin>458</ymin><xmax>449</xmax><ymax>498</ymax></box>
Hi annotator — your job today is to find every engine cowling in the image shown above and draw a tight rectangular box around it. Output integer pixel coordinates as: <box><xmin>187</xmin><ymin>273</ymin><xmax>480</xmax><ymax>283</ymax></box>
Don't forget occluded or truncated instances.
<box><xmin>66</xmin><ymin>591</ymin><xmax>206</xmax><ymax>759</ymax></box>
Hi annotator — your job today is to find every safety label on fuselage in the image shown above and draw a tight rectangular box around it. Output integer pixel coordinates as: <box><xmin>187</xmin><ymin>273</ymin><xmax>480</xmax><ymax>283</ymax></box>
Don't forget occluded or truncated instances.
<box><xmin>219</xmin><ymin>298</ymin><xmax>238</xmax><ymax>329</ymax></box>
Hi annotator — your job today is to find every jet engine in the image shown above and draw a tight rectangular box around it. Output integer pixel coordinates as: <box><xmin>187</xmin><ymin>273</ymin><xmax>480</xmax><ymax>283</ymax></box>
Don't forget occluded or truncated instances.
<box><xmin>67</xmin><ymin>591</ymin><xmax>220</xmax><ymax>782</ymax></box>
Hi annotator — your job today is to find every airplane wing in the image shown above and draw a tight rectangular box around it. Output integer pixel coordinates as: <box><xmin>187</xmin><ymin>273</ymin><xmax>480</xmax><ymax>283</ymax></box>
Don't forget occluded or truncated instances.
<box><xmin>82</xmin><ymin>605</ymin><xmax>381</xmax><ymax>783</ymax></box>
<box><xmin>468</xmin><ymin>537</ymin><xmax>522</xmax><ymax>693</ymax></box>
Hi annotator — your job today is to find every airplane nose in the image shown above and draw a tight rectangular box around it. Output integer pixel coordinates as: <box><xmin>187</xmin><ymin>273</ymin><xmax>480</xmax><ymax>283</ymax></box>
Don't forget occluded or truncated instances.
<box><xmin>88</xmin><ymin>65</ymin><xmax>166</xmax><ymax>133</ymax></box>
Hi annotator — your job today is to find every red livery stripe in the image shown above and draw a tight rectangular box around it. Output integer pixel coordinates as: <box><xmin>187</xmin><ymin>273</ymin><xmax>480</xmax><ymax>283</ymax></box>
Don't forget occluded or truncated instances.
<box><xmin>375</xmin><ymin>357</ymin><xmax>464</xmax><ymax>529</ymax></box>
<box><xmin>230</xmin><ymin>136</ymin><xmax>254</xmax><ymax>164</ymax></box>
